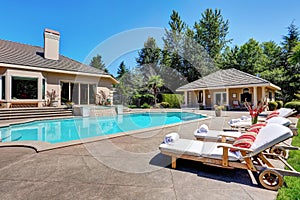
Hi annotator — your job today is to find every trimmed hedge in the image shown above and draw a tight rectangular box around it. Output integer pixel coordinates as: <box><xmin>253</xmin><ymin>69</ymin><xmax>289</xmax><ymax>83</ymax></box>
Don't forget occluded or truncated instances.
<box><xmin>141</xmin><ymin>103</ymin><xmax>151</xmax><ymax>109</ymax></box>
<box><xmin>284</xmin><ymin>101</ymin><xmax>300</xmax><ymax>113</ymax></box>
<box><xmin>161</xmin><ymin>94</ymin><xmax>184</xmax><ymax>108</ymax></box>
<box><xmin>276</xmin><ymin>100</ymin><xmax>283</xmax><ymax>109</ymax></box>
<box><xmin>268</xmin><ymin>101</ymin><xmax>278</xmax><ymax>111</ymax></box>
<box><xmin>160</xmin><ymin>102</ymin><xmax>170</xmax><ymax>108</ymax></box>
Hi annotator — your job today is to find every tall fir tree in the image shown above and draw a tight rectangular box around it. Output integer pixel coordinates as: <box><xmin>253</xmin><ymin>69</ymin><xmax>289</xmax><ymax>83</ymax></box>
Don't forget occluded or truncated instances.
<box><xmin>194</xmin><ymin>8</ymin><xmax>231</xmax><ymax>63</ymax></box>
<box><xmin>280</xmin><ymin>22</ymin><xmax>300</xmax><ymax>101</ymax></box>
<box><xmin>116</xmin><ymin>61</ymin><xmax>129</xmax><ymax>80</ymax></box>
<box><xmin>89</xmin><ymin>54</ymin><xmax>109</xmax><ymax>73</ymax></box>
<box><xmin>136</xmin><ymin>37</ymin><xmax>161</xmax><ymax>80</ymax></box>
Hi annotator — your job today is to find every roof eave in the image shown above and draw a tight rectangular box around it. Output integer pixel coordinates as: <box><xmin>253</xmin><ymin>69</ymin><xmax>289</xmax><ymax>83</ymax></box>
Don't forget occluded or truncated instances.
<box><xmin>0</xmin><ymin>62</ymin><xmax>119</xmax><ymax>84</ymax></box>
<box><xmin>176</xmin><ymin>83</ymin><xmax>281</xmax><ymax>92</ymax></box>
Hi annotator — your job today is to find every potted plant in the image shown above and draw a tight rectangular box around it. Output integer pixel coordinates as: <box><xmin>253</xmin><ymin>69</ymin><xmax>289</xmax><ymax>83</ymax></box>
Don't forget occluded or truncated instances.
<box><xmin>66</xmin><ymin>100</ymin><xmax>74</xmax><ymax>108</ymax></box>
<box><xmin>214</xmin><ymin>104</ymin><xmax>224</xmax><ymax>117</ymax></box>
<box><xmin>46</xmin><ymin>89</ymin><xmax>59</xmax><ymax>107</ymax></box>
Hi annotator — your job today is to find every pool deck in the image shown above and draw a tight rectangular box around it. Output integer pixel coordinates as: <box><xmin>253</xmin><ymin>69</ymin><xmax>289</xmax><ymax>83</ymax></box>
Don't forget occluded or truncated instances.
<box><xmin>0</xmin><ymin>109</ymin><xmax>296</xmax><ymax>200</ymax></box>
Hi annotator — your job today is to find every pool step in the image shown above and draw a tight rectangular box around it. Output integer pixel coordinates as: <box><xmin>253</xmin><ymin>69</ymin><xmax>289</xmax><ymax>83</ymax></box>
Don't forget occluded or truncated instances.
<box><xmin>0</xmin><ymin>107</ymin><xmax>73</xmax><ymax>121</ymax></box>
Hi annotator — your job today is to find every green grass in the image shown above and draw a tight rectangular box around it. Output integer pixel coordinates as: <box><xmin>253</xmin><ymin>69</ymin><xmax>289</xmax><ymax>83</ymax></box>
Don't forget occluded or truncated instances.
<box><xmin>277</xmin><ymin>118</ymin><xmax>300</xmax><ymax>200</ymax></box>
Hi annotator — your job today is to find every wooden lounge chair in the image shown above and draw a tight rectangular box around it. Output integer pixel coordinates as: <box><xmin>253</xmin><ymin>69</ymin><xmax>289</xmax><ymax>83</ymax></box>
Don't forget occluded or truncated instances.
<box><xmin>159</xmin><ymin>123</ymin><xmax>300</xmax><ymax>190</ymax></box>
<box><xmin>228</xmin><ymin>116</ymin><xmax>292</xmax><ymax>130</ymax></box>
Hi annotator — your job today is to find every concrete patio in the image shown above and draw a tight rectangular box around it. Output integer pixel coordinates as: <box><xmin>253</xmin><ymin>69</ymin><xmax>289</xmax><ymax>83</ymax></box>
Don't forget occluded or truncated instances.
<box><xmin>0</xmin><ymin>110</ymin><xmax>281</xmax><ymax>200</ymax></box>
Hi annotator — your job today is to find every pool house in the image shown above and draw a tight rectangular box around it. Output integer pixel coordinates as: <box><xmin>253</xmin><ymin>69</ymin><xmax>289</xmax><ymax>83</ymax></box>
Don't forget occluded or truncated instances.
<box><xmin>0</xmin><ymin>29</ymin><xmax>118</xmax><ymax>108</ymax></box>
<box><xmin>176</xmin><ymin>68</ymin><xmax>281</xmax><ymax>110</ymax></box>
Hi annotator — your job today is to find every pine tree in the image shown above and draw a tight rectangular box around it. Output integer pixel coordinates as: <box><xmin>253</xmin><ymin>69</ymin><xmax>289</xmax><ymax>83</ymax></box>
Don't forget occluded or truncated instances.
<box><xmin>194</xmin><ymin>9</ymin><xmax>231</xmax><ymax>62</ymax></box>
<box><xmin>89</xmin><ymin>54</ymin><xmax>109</xmax><ymax>73</ymax></box>
<box><xmin>116</xmin><ymin>61</ymin><xmax>129</xmax><ymax>79</ymax></box>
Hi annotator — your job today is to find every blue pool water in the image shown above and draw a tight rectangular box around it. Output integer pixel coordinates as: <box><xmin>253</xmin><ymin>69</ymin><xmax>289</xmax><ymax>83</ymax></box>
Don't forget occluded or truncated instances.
<box><xmin>0</xmin><ymin>112</ymin><xmax>205</xmax><ymax>144</ymax></box>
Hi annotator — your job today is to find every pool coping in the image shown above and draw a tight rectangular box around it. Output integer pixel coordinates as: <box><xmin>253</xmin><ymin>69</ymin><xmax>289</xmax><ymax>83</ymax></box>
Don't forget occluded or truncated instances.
<box><xmin>0</xmin><ymin>111</ymin><xmax>211</xmax><ymax>152</ymax></box>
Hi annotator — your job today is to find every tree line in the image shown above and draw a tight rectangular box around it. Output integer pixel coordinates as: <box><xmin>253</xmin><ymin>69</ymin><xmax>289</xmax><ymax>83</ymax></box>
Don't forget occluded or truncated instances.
<box><xmin>90</xmin><ymin>8</ymin><xmax>300</xmax><ymax>105</ymax></box>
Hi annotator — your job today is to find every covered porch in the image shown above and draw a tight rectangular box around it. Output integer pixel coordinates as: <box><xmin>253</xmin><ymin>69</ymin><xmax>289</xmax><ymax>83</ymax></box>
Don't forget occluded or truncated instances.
<box><xmin>181</xmin><ymin>85</ymin><xmax>279</xmax><ymax>110</ymax></box>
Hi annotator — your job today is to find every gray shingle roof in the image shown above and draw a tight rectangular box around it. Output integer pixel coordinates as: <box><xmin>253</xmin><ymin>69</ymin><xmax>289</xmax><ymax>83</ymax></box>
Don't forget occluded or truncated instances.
<box><xmin>177</xmin><ymin>68</ymin><xmax>280</xmax><ymax>91</ymax></box>
<box><xmin>0</xmin><ymin>39</ymin><xmax>107</xmax><ymax>75</ymax></box>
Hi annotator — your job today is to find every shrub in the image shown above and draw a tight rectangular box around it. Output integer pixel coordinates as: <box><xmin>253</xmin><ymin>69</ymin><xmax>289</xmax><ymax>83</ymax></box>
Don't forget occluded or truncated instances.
<box><xmin>128</xmin><ymin>105</ymin><xmax>137</xmax><ymax>109</ymax></box>
<box><xmin>276</xmin><ymin>100</ymin><xmax>283</xmax><ymax>109</ymax></box>
<box><xmin>160</xmin><ymin>102</ymin><xmax>170</xmax><ymax>108</ymax></box>
<box><xmin>162</xmin><ymin>94</ymin><xmax>184</xmax><ymax>108</ymax></box>
<box><xmin>268</xmin><ymin>101</ymin><xmax>278</xmax><ymax>111</ymax></box>
<box><xmin>284</xmin><ymin>101</ymin><xmax>300</xmax><ymax>113</ymax></box>
<box><xmin>140</xmin><ymin>103</ymin><xmax>151</xmax><ymax>109</ymax></box>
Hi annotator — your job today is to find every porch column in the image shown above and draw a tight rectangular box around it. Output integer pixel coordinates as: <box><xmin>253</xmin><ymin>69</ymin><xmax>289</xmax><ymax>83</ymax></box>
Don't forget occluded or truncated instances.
<box><xmin>203</xmin><ymin>90</ymin><xmax>206</xmax><ymax>106</ymax></box>
<box><xmin>184</xmin><ymin>91</ymin><xmax>188</xmax><ymax>107</ymax></box>
<box><xmin>253</xmin><ymin>86</ymin><xmax>258</xmax><ymax>106</ymax></box>
<box><xmin>226</xmin><ymin>88</ymin><xmax>229</xmax><ymax>106</ymax></box>
<box><xmin>261</xmin><ymin>86</ymin><xmax>266</xmax><ymax>102</ymax></box>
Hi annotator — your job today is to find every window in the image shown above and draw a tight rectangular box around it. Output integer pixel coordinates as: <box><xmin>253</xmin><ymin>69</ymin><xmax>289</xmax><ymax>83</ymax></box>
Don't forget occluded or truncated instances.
<box><xmin>214</xmin><ymin>92</ymin><xmax>227</xmax><ymax>105</ymax></box>
<box><xmin>0</xmin><ymin>76</ymin><xmax>5</xmax><ymax>100</ymax></box>
<box><xmin>42</xmin><ymin>79</ymin><xmax>46</xmax><ymax>99</ymax></box>
<box><xmin>269</xmin><ymin>92</ymin><xmax>272</xmax><ymax>100</ymax></box>
<box><xmin>80</xmin><ymin>84</ymin><xmax>88</xmax><ymax>105</ymax></box>
<box><xmin>61</xmin><ymin>82</ymin><xmax>69</xmax><ymax>104</ymax></box>
<box><xmin>61</xmin><ymin>82</ymin><xmax>96</xmax><ymax>105</ymax></box>
<box><xmin>89</xmin><ymin>84</ymin><xmax>96</xmax><ymax>104</ymax></box>
<box><xmin>71</xmin><ymin>83</ymin><xmax>79</xmax><ymax>104</ymax></box>
<box><xmin>241</xmin><ymin>88</ymin><xmax>252</xmax><ymax>103</ymax></box>
<box><xmin>11</xmin><ymin>76</ymin><xmax>38</xmax><ymax>99</ymax></box>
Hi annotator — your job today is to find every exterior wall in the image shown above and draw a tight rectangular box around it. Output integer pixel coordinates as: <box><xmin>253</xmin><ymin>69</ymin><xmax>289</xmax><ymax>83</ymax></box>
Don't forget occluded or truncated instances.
<box><xmin>0</xmin><ymin>66</ymin><xmax>115</xmax><ymax>108</ymax></box>
<box><xmin>228</xmin><ymin>88</ymin><xmax>242</xmax><ymax>105</ymax></box>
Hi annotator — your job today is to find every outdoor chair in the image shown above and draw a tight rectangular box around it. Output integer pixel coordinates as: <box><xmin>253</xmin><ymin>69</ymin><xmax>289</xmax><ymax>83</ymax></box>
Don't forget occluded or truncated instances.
<box><xmin>159</xmin><ymin>123</ymin><xmax>300</xmax><ymax>190</ymax></box>
<box><xmin>228</xmin><ymin>109</ymin><xmax>295</xmax><ymax>130</ymax></box>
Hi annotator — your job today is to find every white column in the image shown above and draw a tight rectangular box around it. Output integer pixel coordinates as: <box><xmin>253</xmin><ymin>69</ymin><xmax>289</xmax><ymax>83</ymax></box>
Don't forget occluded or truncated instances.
<box><xmin>203</xmin><ymin>90</ymin><xmax>206</xmax><ymax>106</ymax></box>
<box><xmin>261</xmin><ymin>86</ymin><xmax>266</xmax><ymax>102</ymax></box>
<box><xmin>226</xmin><ymin>88</ymin><xmax>229</xmax><ymax>106</ymax></box>
<box><xmin>253</xmin><ymin>86</ymin><xmax>258</xmax><ymax>106</ymax></box>
<box><xmin>184</xmin><ymin>91</ymin><xmax>188</xmax><ymax>107</ymax></box>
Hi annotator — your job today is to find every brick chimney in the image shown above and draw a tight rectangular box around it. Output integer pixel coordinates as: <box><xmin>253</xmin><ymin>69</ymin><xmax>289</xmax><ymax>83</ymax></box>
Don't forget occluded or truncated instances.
<box><xmin>44</xmin><ymin>28</ymin><xmax>60</xmax><ymax>60</ymax></box>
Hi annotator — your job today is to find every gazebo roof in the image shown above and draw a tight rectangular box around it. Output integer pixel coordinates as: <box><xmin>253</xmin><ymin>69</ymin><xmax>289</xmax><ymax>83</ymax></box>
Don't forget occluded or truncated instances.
<box><xmin>176</xmin><ymin>68</ymin><xmax>280</xmax><ymax>91</ymax></box>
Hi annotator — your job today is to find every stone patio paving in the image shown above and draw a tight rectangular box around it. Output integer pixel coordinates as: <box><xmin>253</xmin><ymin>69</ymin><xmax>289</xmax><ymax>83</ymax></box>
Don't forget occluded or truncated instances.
<box><xmin>0</xmin><ymin>110</ymin><xmax>280</xmax><ymax>200</ymax></box>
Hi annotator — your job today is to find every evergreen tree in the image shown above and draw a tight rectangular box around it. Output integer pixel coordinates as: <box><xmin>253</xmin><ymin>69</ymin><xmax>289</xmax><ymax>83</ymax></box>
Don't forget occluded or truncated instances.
<box><xmin>260</xmin><ymin>41</ymin><xmax>282</xmax><ymax>71</ymax></box>
<box><xmin>220</xmin><ymin>45</ymin><xmax>240</xmax><ymax>69</ymax></box>
<box><xmin>116</xmin><ymin>61</ymin><xmax>129</xmax><ymax>79</ymax></box>
<box><xmin>194</xmin><ymin>8</ymin><xmax>231</xmax><ymax>62</ymax></box>
<box><xmin>89</xmin><ymin>54</ymin><xmax>109</xmax><ymax>73</ymax></box>
<box><xmin>280</xmin><ymin>22</ymin><xmax>300</xmax><ymax>101</ymax></box>
<box><xmin>136</xmin><ymin>37</ymin><xmax>161</xmax><ymax>80</ymax></box>
<box><xmin>282</xmin><ymin>22</ymin><xmax>300</xmax><ymax>55</ymax></box>
<box><xmin>237</xmin><ymin>38</ymin><xmax>266</xmax><ymax>74</ymax></box>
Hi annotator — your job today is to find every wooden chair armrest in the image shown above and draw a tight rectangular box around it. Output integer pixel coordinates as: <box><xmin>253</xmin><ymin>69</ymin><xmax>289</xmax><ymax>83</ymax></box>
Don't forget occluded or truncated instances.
<box><xmin>218</xmin><ymin>132</ymin><xmax>240</xmax><ymax>138</ymax></box>
<box><xmin>218</xmin><ymin>132</ymin><xmax>240</xmax><ymax>143</ymax></box>
<box><xmin>217</xmin><ymin>143</ymin><xmax>254</xmax><ymax>153</ymax></box>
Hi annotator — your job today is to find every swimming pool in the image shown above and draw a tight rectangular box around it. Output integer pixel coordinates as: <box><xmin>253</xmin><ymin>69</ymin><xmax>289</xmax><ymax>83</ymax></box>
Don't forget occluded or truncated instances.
<box><xmin>0</xmin><ymin>112</ymin><xmax>205</xmax><ymax>144</ymax></box>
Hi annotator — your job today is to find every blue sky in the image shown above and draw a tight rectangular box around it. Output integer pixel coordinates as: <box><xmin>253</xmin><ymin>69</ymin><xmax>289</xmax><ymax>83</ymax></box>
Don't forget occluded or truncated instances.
<box><xmin>0</xmin><ymin>0</ymin><xmax>300</xmax><ymax>76</ymax></box>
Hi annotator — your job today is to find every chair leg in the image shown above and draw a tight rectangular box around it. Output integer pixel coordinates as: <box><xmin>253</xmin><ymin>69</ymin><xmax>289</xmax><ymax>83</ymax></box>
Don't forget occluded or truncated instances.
<box><xmin>172</xmin><ymin>156</ymin><xmax>176</xmax><ymax>169</ymax></box>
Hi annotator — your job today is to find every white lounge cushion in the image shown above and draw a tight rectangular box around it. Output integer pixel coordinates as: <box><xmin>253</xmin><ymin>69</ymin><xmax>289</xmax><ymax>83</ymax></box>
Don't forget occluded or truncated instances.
<box><xmin>160</xmin><ymin>139</ymin><xmax>203</xmax><ymax>157</ymax></box>
<box><xmin>201</xmin><ymin>142</ymin><xmax>241</xmax><ymax>161</ymax></box>
<box><xmin>266</xmin><ymin>116</ymin><xmax>291</xmax><ymax>127</ymax></box>
<box><xmin>249</xmin><ymin>123</ymin><xmax>293</xmax><ymax>156</ymax></box>
<box><xmin>277</xmin><ymin>108</ymin><xmax>294</xmax><ymax>117</ymax></box>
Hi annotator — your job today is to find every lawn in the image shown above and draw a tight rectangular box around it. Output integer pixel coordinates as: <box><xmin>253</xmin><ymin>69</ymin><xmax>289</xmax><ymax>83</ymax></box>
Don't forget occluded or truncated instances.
<box><xmin>277</xmin><ymin>118</ymin><xmax>300</xmax><ymax>200</ymax></box>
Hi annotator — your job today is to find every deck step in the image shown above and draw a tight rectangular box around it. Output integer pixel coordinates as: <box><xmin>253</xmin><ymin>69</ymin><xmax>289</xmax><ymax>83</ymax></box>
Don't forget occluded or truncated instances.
<box><xmin>0</xmin><ymin>107</ymin><xmax>73</xmax><ymax>121</ymax></box>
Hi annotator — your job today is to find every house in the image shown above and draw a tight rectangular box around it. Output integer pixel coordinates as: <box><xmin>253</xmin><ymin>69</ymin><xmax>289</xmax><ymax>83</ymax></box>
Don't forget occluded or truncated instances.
<box><xmin>176</xmin><ymin>68</ymin><xmax>280</xmax><ymax>109</ymax></box>
<box><xmin>0</xmin><ymin>29</ymin><xmax>118</xmax><ymax>108</ymax></box>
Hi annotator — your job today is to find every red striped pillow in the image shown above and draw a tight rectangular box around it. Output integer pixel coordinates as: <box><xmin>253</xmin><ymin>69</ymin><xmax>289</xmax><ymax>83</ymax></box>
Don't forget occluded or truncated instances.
<box><xmin>230</xmin><ymin>132</ymin><xmax>257</xmax><ymax>152</ymax></box>
<box><xmin>266</xmin><ymin>113</ymin><xmax>279</xmax><ymax>120</ymax></box>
